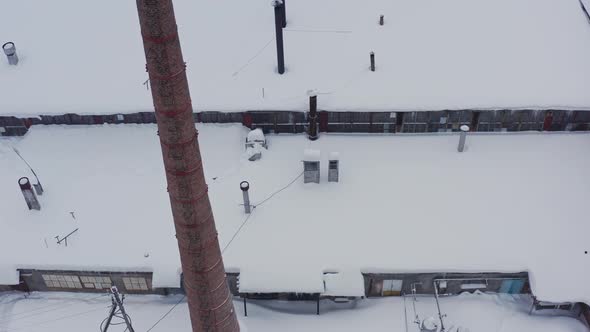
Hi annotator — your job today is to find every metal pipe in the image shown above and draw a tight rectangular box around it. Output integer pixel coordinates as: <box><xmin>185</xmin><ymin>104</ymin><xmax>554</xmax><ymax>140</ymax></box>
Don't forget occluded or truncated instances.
<box><xmin>316</xmin><ymin>295</ymin><xmax>320</xmax><ymax>315</ymax></box>
<box><xmin>240</xmin><ymin>181</ymin><xmax>251</xmax><ymax>214</ymax></box>
<box><xmin>308</xmin><ymin>94</ymin><xmax>318</xmax><ymax>140</ymax></box>
<box><xmin>56</xmin><ymin>228</ymin><xmax>79</xmax><ymax>246</ymax></box>
<box><xmin>18</xmin><ymin>177</ymin><xmax>40</xmax><ymax>210</ymax></box>
<box><xmin>458</xmin><ymin>125</ymin><xmax>469</xmax><ymax>152</ymax></box>
<box><xmin>434</xmin><ymin>277</ymin><xmax>525</xmax><ymax>282</ymax></box>
<box><xmin>411</xmin><ymin>283</ymin><xmax>421</xmax><ymax>325</ymax></box>
<box><xmin>135</xmin><ymin>1</ymin><xmax>239</xmax><ymax>331</ymax></box>
<box><xmin>403</xmin><ymin>295</ymin><xmax>410</xmax><ymax>332</ymax></box>
<box><xmin>433</xmin><ymin>281</ymin><xmax>447</xmax><ymax>332</ymax></box>
<box><xmin>273</xmin><ymin>0</ymin><xmax>285</xmax><ymax>74</ymax></box>
<box><xmin>3</xmin><ymin>42</ymin><xmax>18</xmax><ymax>65</ymax></box>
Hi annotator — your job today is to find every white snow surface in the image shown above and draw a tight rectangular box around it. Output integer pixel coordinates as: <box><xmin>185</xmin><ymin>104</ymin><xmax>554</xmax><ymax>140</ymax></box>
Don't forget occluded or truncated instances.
<box><xmin>303</xmin><ymin>148</ymin><xmax>321</xmax><ymax>161</ymax></box>
<box><xmin>0</xmin><ymin>291</ymin><xmax>587</xmax><ymax>332</ymax></box>
<box><xmin>2</xmin><ymin>0</ymin><xmax>590</xmax><ymax>116</ymax></box>
<box><xmin>246</xmin><ymin>128</ymin><xmax>265</xmax><ymax>143</ymax></box>
<box><xmin>239</xmin><ymin>266</ymin><xmax>325</xmax><ymax>294</ymax></box>
<box><xmin>323</xmin><ymin>270</ymin><xmax>365</xmax><ymax>297</ymax></box>
<box><xmin>1</xmin><ymin>124</ymin><xmax>590</xmax><ymax>305</ymax></box>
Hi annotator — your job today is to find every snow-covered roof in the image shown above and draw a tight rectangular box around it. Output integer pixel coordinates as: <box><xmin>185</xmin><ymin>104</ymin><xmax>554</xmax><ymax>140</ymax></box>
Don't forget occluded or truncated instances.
<box><xmin>1</xmin><ymin>124</ymin><xmax>590</xmax><ymax>304</ymax></box>
<box><xmin>2</xmin><ymin>0</ymin><xmax>590</xmax><ymax>117</ymax></box>
<box><xmin>239</xmin><ymin>266</ymin><xmax>325</xmax><ymax>294</ymax></box>
<box><xmin>323</xmin><ymin>270</ymin><xmax>365</xmax><ymax>297</ymax></box>
<box><xmin>0</xmin><ymin>291</ymin><xmax>587</xmax><ymax>332</ymax></box>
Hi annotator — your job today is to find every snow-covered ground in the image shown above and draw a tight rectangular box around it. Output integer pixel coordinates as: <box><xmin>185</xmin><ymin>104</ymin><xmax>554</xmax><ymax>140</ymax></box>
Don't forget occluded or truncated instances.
<box><xmin>1</xmin><ymin>124</ymin><xmax>589</xmax><ymax>305</ymax></box>
<box><xmin>0</xmin><ymin>291</ymin><xmax>587</xmax><ymax>332</ymax></box>
<box><xmin>2</xmin><ymin>0</ymin><xmax>590</xmax><ymax>116</ymax></box>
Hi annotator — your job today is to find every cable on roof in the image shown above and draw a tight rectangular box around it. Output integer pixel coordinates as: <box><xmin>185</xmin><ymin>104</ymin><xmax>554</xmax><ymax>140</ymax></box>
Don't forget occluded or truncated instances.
<box><xmin>2</xmin><ymin>305</ymin><xmax>111</xmax><ymax>332</ymax></box>
<box><xmin>253</xmin><ymin>171</ymin><xmax>303</xmax><ymax>208</ymax></box>
<box><xmin>0</xmin><ymin>293</ymin><xmax>109</xmax><ymax>326</ymax></box>
<box><xmin>222</xmin><ymin>213</ymin><xmax>254</xmax><ymax>255</ymax></box>
<box><xmin>232</xmin><ymin>37</ymin><xmax>274</xmax><ymax>78</ymax></box>
<box><xmin>145</xmin><ymin>295</ymin><xmax>186</xmax><ymax>332</ymax></box>
<box><xmin>222</xmin><ymin>171</ymin><xmax>303</xmax><ymax>255</ymax></box>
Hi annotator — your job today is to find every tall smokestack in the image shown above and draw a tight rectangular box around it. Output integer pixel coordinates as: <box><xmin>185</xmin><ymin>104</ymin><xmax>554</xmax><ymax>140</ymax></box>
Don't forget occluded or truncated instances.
<box><xmin>135</xmin><ymin>1</ymin><xmax>239</xmax><ymax>331</ymax></box>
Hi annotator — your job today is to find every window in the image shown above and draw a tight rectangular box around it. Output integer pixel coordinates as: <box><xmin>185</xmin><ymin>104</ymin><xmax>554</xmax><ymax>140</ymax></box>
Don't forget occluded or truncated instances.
<box><xmin>122</xmin><ymin>277</ymin><xmax>148</xmax><ymax>291</ymax></box>
<box><xmin>382</xmin><ymin>279</ymin><xmax>403</xmax><ymax>296</ymax></box>
<box><xmin>460</xmin><ymin>283</ymin><xmax>487</xmax><ymax>290</ymax></box>
<box><xmin>42</xmin><ymin>274</ymin><xmax>82</xmax><ymax>289</ymax></box>
<box><xmin>80</xmin><ymin>276</ymin><xmax>112</xmax><ymax>289</ymax></box>
<box><xmin>329</xmin><ymin>160</ymin><xmax>338</xmax><ymax>170</ymax></box>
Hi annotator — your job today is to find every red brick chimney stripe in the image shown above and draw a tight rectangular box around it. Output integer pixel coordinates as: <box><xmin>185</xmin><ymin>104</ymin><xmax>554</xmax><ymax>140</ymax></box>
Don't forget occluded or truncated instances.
<box><xmin>156</xmin><ymin>103</ymin><xmax>192</xmax><ymax>117</ymax></box>
<box><xmin>178</xmin><ymin>234</ymin><xmax>222</xmax><ymax>254</ymax></box>
<box><xmin>169</xmin><ymin>186</ymin><xmax>208</xmax><ymax>203</ymax></box>
<box><xmin>150</xmin><ymin>66</ymin><xmax>186</xmax><ymax>81</ymax></box>
<box><xmin>215</xmin><ymin>307</ymin><xmax>238</xmax><ymax>327</ymax></box>
<box><xmin>175</xmin><ymin>211</ymin><xmax>214</xmax><ymax>230</ymax></box>
<box><xmin>142</xmin><ymin>31</ymin><xmax>178</xmax><ymax>44</ymax></box>
<box><xmin>160</xmin><ymin>133</ymin><xmax>197</xmax><ymax>147</ymax></box>
<box><xmin>166</xmin><ymin>163</ymin><xmax>203</xmax><ymax>177</ymax></box>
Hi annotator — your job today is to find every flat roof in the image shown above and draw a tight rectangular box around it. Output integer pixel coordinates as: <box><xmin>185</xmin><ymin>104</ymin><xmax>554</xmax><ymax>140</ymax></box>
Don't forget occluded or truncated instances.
<box><xmin>0</xmin><ymin>291</ymin><xmax>587</xmax><ymax>331</ymax></box>
<box><xmin>1</xmin><ymin>125</ymin><xmax>589</xmax><ymax>304</ymax></box>
<box><xmin>2</xmin><ymin>0</ymin><xmax>590</xmax><ymax>117</ymax></box>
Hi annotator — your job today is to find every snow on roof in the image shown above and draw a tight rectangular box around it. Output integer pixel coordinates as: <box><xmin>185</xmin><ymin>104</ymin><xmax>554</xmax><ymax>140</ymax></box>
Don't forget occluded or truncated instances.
<box><xmin>2</xmin><ymin>124</ymin><xmax>590</xmax><ymax>304</ymax></box>
<box><xmin>246</xmin><ymin>128</ymin><xmax>265</xmax><ymax>142</ymax></box>
<box><xmin>0</xmin><ymin>266</ymin><xmax>19</xmax><ymax>285</ymax></box>
<box><xmin>323</xmin><ymin>270</ymin><xmax>365</xmax><ymax>297</ymax></box>
<box><xmin>239</xmin><ymin>266</ymin><xmax>325</xmax><ymax>294</ymax></box>
<box><xmin>0</xmin><ymin>124</ymin><xmax>246</xmax><ymax>288</ymax></box>
<box><xmin>2</xmin><ymin>0</ymin><xmax>590</xmax><ymax>116</ymax></box>
<box><xmin>303</xmin><ymin>149</ymin><xmax>321</xmax><ymax>162</ymax></box>
<box><xmin>0</xmin><ymin>292</ymin><xmax>587</xmax><ymax>332</ymax></box>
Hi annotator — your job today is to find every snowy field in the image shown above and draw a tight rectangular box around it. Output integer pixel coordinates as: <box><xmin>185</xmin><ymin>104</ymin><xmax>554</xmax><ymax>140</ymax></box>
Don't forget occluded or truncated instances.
<box><xmin>0</xmin><ymin>291</ymin><xmax>587</xmax><ymax>332</ymax></box>
<box><xmin>1</xmin><ymin>124</ymin><xmax>589</xmax><ymax>305</ymax></box>
<box><xmin>2</xmin><ymin>0</ymin><xmax>590</xmax><ymax>116</ymax></box>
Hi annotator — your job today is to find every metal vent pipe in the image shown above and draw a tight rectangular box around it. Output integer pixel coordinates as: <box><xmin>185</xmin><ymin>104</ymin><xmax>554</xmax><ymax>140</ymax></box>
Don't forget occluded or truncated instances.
<box><xmin>240</xmin><ymin>181</ymin><xmax>251</xmax><ymax>214</ymax></box>
<box><xmin>18</xmin><ymin>177</ymin><xmax>40</xmax><ymax>210</ymax></box>
<box><xmin>3</xmin><ymin>42</ymin><xmax>18</xmax><ymax>65</ymax></box>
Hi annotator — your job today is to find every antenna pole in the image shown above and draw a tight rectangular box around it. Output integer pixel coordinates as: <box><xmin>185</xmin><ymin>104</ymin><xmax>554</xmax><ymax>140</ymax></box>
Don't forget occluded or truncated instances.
<box><xmin>103</xmin><ymin>287</ymin><xmax>135</xmax><ymax>332</ymax></box>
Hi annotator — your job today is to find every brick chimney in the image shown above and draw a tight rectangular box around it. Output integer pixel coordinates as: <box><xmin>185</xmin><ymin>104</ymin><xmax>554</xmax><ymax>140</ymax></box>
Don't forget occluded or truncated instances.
<box><xmin>135</xmin><ymin>1</ymin><xmax>239</xmax><ymax>330</ymax></box>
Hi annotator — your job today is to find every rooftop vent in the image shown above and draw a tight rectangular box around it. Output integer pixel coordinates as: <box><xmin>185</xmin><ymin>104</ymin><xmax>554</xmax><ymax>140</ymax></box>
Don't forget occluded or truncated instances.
<box><xmin>328</xmin><ymin>152</ymin><xmax>339</xmax><ymax>183</ymax></box>
<box><xmin>3</xmin><ymin>42</ymin><xmax>18</xmax><ymax>65</ymax></box>
<box><xmin>18</xmin><ymin>177</ymin><xmax>40</xmax><ymax>210</ymax></box>
<box><xmin>303</xmin><ymin>149</ymin><xmax>320</xmax><ymax>184</ymax></box>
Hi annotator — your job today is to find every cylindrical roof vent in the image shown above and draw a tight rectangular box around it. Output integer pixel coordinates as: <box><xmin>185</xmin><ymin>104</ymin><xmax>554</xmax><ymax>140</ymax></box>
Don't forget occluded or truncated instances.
<box><xmin>3</xmin><ymin>42</ymin><xmax>19</xmax><ymax>65</ymax></box>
